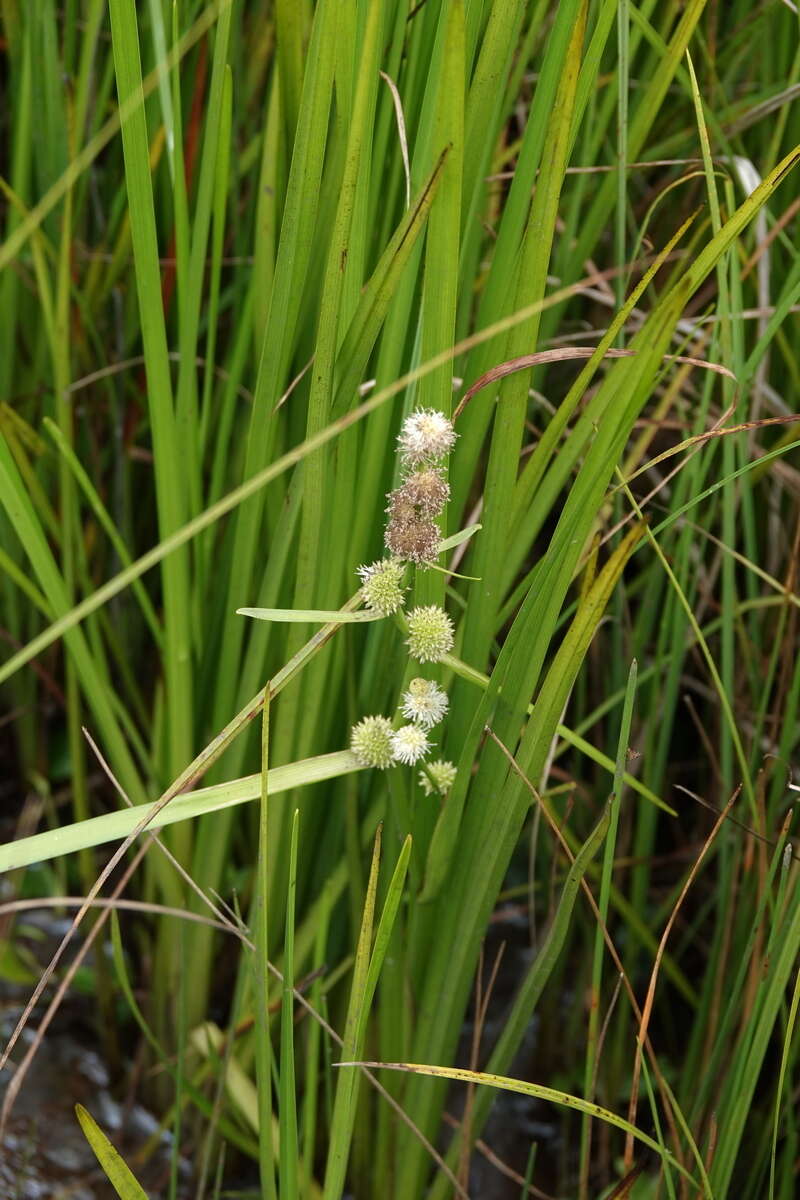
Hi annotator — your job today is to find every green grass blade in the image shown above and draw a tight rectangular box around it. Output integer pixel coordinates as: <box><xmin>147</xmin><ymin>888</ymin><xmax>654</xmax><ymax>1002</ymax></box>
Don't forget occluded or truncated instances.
<box><xmin>349</xmin><ymin>1061</ymin><xmax>703</xmax><ymax>1191</ymax></box>
<box><xmin>174</xmin><ymin>0</ymin><xmax>233</xmax><ymax>521</ymax></box>
<box><xmin>0</xmin><ymin>434</ymin><xmax>145</xmax><ymax>803</ymax></box>
<box><xmin>323</xmin><ymin>825</ymin><xmax>410</xmax><ymax>1200</ymax></box>
<box><xmin>579</xmin><ymin>658</ymin><xmax>638</xmax><ymax>1198</ymax></box>
<box><xmin>43</xmin><ymin>417</ymin><xmax>162</xmax><ymax>646</ymax></box>
<box><xmin>769</xmin><ymin>959</ymin><xmax>800</xmax><ymax>1200</ymax></box>
<box><xmin>279</xmin><ymin>808</ymin><xmax>300</xmax><ymax>1200</ymax></box>
<box><xmin>460</xmin><ymin>0</ymin><xmax>588</xmax><ymax>667</ymax></box>
<box><xmin>237</xmin><ymin>608</ymin><xmax>384</xmax><ymax>624</ymax></box>
<box><xmin>108</xmin><ymin>912</ymin><xmax>259</xmax><ymax>1158</ymax></box>
<box><xmin>253</xmin><ymin>695</ymin><xmax>277</xmax><ymax>1200</ymax></box>
<box><xmin>108</xmin><ymin>0</ymin><xmax>192</xmax><ymax>778</ymax></box>
<box><xmin>0</xmin><ymin>752</ymin><xmax>362</xmax><ymax>872</ymax></box>
<box><xmin>75</xmin><ymin>1104</ymin><xmax>148</xmax><ymax>1200</ymax></box>
<box><xmin>431</xmin><ymin>805</ymin><xmax>610</xmax><ymax>1195</ymax></box>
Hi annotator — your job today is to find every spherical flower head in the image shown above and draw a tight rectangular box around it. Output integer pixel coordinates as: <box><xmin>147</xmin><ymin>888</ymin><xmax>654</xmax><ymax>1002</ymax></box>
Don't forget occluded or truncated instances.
<box><xmin>405</xmin><ymin>605</ymin><xmax>454</xmax><ymax>662</ymax></box>
<box><xmin>419</xmin><ymin>759</ymin><xmax>457</xmax><ymax>796</ymax></box>
<box><xmin>385</xmin><ymin>515</ymin><xmax>440</xmax><ymax>564</ymax></box>
<box><xmin>400</xmin><ymin>678</ymin><xmax>449</xmax><ymax>728</ymax></box>
<box><xmin>385</xmin><ymin>493</ymin><xmax>417</xmax><ymax>523</ymax></box>
<box><xmin>389</xmin><ymin>468</ymin><xmax>450</xmax><ymax>518</ymax></box>
<box><xmin>350</xmin><ymin>715</ymin><xmax>395</xmax><ymax>769</ymax></box>
<box><xmin>397</xmin><ymin>408</ymin><xmax>457</xmax><ymax>466</ymax></box>
<box><xmin>390</xmin><ymin>723</ymin><xmax>431</xmax><ymax>766</ymax></box>
<box><xmin>356</xmin><ymin>558</ymin><xmax>406</xmax><ymax>615</ymax></box>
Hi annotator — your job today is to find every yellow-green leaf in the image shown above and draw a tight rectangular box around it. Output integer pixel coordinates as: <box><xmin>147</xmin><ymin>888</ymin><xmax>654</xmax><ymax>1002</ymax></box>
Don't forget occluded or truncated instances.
<box><xmin>75</xmin><ymin>1105</ymin><xmax>148</xmax><ymax>1200</ymax></box>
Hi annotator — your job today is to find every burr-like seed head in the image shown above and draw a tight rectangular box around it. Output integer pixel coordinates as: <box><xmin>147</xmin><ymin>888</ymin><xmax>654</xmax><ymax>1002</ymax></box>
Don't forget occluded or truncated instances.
<box><xmin>385</xmin><ymin>514</ymin><xmax>440</xmax><ymax>564</ymax></box>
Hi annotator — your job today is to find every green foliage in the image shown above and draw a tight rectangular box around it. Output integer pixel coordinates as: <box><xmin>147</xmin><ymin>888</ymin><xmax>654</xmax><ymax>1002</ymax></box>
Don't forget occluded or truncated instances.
<box><xmin>2</xmin><ymin>1</ymin><xmax>800</xmax><ymax>1196</ymax></box>
<box><xmin>75</xmin><ymin>1104</ymin><xmax>148</xmax><ymax>1200</ymax></box>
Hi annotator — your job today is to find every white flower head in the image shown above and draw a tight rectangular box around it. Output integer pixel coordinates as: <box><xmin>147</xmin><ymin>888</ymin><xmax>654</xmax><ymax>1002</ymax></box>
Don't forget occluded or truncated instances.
<box><xmin>397</xmin><ymin>408</ymin><xmax>457</xmax><ymax>466</ymax></box>
<box><xmin>405</xmin><ymin>605</ymin><xmax>454</xmax><ymax>663</ymax></box>
<box><xmin>391</xmin><ymin>723</ymin><xmax>431</xmax><ymax>766</ymax></box>
<box><xmin>418</xmin><ymin>759</ymin><xmax>457</xmax><ymax>796</ymax></box>
<box><xmin>357</xmin><ymin>558</ymin><xmax>406</xmax><ymax>615</ymax></box>
<box><xmin>400</xmin><ymin>678</ymin><xmax>449</xmax><ymax>729</ymax></box>
<box><xmin>350</xmin><ymin>715</ymin><xmax>395</xmax><ymax>769</ymax></box>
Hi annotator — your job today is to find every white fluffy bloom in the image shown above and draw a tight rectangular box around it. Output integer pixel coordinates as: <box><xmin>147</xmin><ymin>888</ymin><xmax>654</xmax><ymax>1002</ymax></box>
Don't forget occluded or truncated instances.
<box><xmin>397</xmin><ymin>408</ymin><xmax>457</xmax><ymax>466</ymax></box>
<box><xmin>418</xmin><ymin>759</ymin><xmax>457</xmax><ymax>796</ymax></box>
<box><xmin>390</xmin><ymin>724</ymin><xmax>431</xmax><ymax>766</ymax></box>
<box><xmin>400</xmin><ymin>678</ymin><xmax>449</xmax><ymax>729</ymax></box>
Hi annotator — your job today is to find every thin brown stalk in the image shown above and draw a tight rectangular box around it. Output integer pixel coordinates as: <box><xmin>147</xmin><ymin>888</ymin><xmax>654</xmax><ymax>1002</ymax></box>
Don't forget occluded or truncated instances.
<box><xmin>484</xmin><ymin>726</ymin><xmax>689</xmax><ymax>1177</ymax></box>
<box><xmin>623</xmin><ymin>790</ymin><xmax>739</xmax><ymax>1170</ymax></box>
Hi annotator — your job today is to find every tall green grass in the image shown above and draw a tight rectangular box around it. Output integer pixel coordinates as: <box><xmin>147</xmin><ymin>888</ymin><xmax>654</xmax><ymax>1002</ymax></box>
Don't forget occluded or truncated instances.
<box><xmin>2</xmin><ymin>0</ymin><xmax>800</xmax><ymax>1196</ymax></box>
